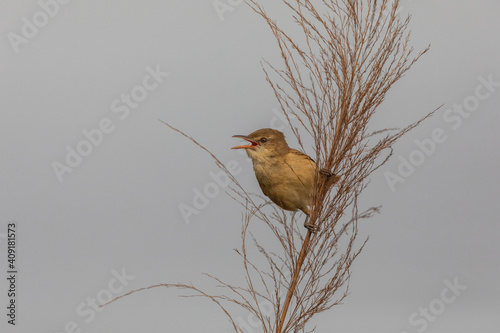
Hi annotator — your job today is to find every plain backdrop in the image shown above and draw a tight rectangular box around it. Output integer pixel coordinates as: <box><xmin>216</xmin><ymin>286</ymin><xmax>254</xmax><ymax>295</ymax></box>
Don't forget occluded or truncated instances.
<box><xmin>1</xmin><ymin>1</ymin><xmax>499</xmax><ymax>332</ymax></box>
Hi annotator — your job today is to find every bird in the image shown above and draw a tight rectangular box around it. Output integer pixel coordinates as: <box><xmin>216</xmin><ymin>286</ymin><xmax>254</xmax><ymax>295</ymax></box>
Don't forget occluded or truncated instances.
<box><xmin>232</xmin><ymin>128</ymin><xmax>339</xmax><ymax>232</ymax></box>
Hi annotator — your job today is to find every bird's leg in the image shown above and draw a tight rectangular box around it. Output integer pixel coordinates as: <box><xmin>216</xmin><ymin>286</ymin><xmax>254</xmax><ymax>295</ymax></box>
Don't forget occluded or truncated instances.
<box><xmin>303</xmin><ymin>215</ymin><xmax>320</xmax><ymax>233</ymax></box>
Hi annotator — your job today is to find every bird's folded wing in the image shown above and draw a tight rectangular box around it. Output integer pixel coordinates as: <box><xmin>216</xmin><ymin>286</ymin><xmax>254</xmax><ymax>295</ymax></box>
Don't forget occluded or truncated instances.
<box><xmin>284</xmin><ymin>149</ymin><xmax>317</xmax><ymax>184</ymax></box>
<box><xmin>289</xmin><ymin>149</ymin><xmax>315</xmax><ymax>163</ymax></box>
<box><xmin>289</xmin><ymin>149</ymin><xmax>340</xmax><ymax>185</ymax></box>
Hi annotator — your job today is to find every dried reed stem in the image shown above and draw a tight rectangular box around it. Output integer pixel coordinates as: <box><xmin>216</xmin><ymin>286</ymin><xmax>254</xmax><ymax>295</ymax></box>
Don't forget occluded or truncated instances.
<box><xmin>277</xmin><ymin>230</ymin><xmax>311</xmax><ymax>333</ymax></box>
<box><xmin>103</xmin><ymin>1</ymin><xmax>439</xmax><ymax>332</ymax></box>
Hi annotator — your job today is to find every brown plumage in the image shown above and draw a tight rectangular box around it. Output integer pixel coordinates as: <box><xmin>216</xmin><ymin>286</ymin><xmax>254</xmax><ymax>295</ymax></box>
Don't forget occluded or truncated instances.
<box><xmin>232</xmin><ymin>128</ymin><xmax>338</xmax><ymax>230</ymax></box>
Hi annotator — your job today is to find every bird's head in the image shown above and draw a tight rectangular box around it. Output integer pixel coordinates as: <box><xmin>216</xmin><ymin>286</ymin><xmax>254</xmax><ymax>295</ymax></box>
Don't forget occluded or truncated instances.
<box><xmin>232</xmin><ymin>128</ymin><xmax>290</xmax><ymax>159</ymax></box>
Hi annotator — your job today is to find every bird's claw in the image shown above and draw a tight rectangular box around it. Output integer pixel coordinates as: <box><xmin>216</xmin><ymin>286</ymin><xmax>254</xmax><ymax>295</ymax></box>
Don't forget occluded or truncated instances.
<box><xmin>304</xmin><ymin>223</ymin><xmax>320</xmax><ymax>233</ymax></box>
<box><xmin>319</xmin><ymin>168</ymin><xmax>333</xmax><ymax>176</ymax></box>
<box><xmin>320</xmin><ymin>168</ymin><xmax>340</xmax><ymax>183</ymax></box>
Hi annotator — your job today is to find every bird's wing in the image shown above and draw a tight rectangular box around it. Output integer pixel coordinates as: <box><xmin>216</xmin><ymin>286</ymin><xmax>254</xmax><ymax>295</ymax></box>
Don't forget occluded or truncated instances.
<box><xmin>289</xmin><ymin>149</ymin><xmax>316</xmax><ymax>163</ymax></box>
<box><xmin>288</xmin><ymin>149</ymin><xmax>340</xmax><ymax>185</ymax></box>
<box><xmin>285</xmin><ymin>149</ymin><xmax>317</xmax><ymax>183</ymax></box>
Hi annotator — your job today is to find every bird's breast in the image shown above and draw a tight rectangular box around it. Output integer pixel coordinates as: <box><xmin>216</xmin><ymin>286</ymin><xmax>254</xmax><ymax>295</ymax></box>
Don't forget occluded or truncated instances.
<box><xmin>251</xmin><ymin>154</ymin><xmax>316</xmax><ymax>213</ymax></box>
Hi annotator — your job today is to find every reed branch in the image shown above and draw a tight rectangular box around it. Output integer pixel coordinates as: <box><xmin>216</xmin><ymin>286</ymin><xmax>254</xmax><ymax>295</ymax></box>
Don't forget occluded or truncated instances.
<box><xmin>103</xmin><ymin>1</ymin><xmax>439</xmax><ymax>332</ymax></box>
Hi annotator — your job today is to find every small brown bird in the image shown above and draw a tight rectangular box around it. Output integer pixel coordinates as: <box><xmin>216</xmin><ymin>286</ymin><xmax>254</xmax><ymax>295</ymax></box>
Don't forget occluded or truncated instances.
<box><xmin>232</xmin><ymin>128</ymin><xmax>338</xmax><ymax>232</ymax></box>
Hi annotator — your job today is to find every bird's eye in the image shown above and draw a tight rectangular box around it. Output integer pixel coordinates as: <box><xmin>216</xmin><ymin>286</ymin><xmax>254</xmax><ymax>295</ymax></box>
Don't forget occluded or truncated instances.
<box><xmin>260</xmin><ymin>137</ymin><xmax>268</xmax><ymax>143</ymax></box>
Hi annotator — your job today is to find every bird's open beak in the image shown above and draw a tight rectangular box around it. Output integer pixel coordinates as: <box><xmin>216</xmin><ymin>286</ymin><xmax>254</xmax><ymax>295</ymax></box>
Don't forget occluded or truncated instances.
<box><xmin>232</xmin><ymin>135</ymin><xmax>259</xmax><ymax>149</ymax></box>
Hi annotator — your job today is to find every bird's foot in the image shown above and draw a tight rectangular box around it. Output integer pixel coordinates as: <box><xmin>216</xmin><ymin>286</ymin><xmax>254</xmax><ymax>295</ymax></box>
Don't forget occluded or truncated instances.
<box><xmin>304</xmin><ymin>222</ymin><xmax>320</xmax><ymax>233</ymax></box>
<box><xmin>319</xmin><ymin>168</ymin><xmax>333</xmax><ymax>176</ymax></box>
<box><xmin>320</xmin><ymin>168</ymin><xmax>340</xmax><ymax>183</ymax></box>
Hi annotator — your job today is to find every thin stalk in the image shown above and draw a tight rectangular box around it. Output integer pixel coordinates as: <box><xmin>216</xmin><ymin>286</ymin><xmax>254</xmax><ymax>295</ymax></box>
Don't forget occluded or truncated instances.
<box><xmin>276</xmin><ymin>229</ymin><xmax>312</xmax><ymax>333</ymax></box>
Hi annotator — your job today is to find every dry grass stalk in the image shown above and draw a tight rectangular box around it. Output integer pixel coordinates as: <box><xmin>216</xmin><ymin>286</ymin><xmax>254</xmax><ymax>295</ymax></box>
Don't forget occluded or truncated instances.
<box><xmin>103</xmin><ymin>1</ymin><xmax>439</xmax><ymax>332</ymax></box>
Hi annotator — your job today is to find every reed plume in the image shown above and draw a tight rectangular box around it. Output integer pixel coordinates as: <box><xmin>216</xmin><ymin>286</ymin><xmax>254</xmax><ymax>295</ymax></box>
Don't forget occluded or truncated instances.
<box><xmin>103</xmin><ymin>1</ymin><xmax>438</xmax><ymax>332</ymax></box>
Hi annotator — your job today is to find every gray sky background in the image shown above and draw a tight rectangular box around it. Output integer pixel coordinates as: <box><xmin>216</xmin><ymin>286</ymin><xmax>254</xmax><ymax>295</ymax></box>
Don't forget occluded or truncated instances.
<box><xmin>1</xmin><ymin>1</ymin><xmax>499</xmax><ymax>332</ymax></box>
